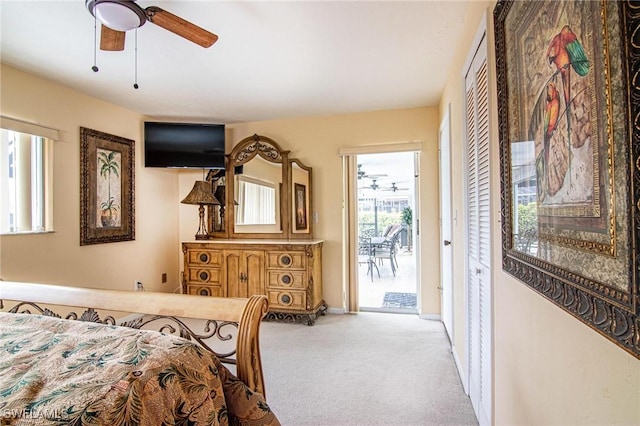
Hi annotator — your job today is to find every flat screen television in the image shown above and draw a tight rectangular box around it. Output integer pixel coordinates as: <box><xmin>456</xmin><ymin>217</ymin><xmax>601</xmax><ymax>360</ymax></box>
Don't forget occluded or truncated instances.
<box><xmin>144</xmin><ymin>122</ymin><xmax>225</xmax><ymax>168</ymax></box>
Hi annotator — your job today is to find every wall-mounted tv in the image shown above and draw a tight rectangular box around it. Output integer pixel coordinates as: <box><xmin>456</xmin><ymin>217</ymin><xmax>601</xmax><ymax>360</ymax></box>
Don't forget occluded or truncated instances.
<box><xmin>144</xmin><ymin>122</ymin><xmax>225</xmax><ymax>168</ymax></box>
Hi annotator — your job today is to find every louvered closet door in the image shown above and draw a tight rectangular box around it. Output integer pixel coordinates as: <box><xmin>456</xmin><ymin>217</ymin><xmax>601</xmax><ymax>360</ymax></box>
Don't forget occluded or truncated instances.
<box><xmin>465</xmin><ymin>34</ymin><xmax>492</xmax><ymax>426</ymax></box>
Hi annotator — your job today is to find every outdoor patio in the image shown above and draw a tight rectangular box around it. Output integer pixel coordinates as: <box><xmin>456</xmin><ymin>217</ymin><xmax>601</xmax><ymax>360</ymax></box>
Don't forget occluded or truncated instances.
<box><xmin>358</xmin><ymin>248</ymin><xmax>417</xmax><ymax>312</ymax></box>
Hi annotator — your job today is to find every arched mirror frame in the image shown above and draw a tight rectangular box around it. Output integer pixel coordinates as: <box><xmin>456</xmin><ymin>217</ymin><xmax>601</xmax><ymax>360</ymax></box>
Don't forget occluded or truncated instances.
<box><xmin>227</xmin><ymin>134</ymin><xmax>290</xmax><ymax>239</ymax></box>
<box><xmin>206</xmin><ymin>134</ymin><xmax>315</xmax><ymax>240</ymax></box>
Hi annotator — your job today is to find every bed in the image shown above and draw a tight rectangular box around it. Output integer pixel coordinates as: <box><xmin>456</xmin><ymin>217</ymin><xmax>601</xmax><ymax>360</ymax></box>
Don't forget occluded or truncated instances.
<box><xmin>0</xmin><ymin>281</ymin><xmax>280</xmax><ymax>425</ymax></box>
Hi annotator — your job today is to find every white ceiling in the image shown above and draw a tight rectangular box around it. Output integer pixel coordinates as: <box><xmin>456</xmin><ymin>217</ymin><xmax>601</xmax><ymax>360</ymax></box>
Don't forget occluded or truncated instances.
<box><xmin>0</xmin><ymin>1</ymin><xmax>468</xmax><ymax>124</ymax></box>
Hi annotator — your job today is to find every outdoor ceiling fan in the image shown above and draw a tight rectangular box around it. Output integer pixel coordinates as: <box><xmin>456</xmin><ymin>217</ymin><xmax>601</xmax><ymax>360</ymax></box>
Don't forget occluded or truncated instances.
<box><xmin>86</xmin><ymin>0</ymin><xmax>218</xmax><ymax>51</ymax></box>
<box><xmin>358</xmin><ymin>179</ymin><xmax>381</xmax><ymax>191</ymax></box>
<box><xmin>357</xmin><ymin>164</ymin><xmax>387</xmax><ymax>181</ymax></box>
<box><xmin>382</xmin><ymin>182</ymin><xmax>408</xmax><ymax>192</ymax></box>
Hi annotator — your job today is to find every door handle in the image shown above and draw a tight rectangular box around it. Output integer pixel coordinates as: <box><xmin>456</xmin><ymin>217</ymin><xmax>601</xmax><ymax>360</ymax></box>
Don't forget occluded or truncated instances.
<box><xmin>444</xmin><ymin>240</ymin><xmax>451</xmax><ymax>246</ymax></box>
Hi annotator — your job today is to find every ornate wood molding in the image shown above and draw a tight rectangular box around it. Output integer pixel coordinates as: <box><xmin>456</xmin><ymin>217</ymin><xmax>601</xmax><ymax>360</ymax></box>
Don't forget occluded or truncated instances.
<box><xmin>232</xmin><ymin>134</ymin><xmax>287</xmax><ymax>164</ymax></box>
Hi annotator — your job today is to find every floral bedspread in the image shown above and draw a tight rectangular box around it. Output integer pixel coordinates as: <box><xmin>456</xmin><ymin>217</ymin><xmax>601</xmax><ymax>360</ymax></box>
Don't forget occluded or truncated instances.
<box><xmin>0</xmin><ymin>312</ymin><xmax>279</xmax><ymax>426</ymax></box>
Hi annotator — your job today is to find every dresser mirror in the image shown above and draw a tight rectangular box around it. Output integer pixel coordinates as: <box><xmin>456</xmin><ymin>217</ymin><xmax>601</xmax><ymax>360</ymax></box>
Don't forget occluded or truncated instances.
<box><xmin>234</xmin><ymin>155</ymin><xmax>283</xmax><ymax>233</ymax></box>
<box><xmin>209</xmin><ymin>134</ymin><xmax>314</xmax><ymax>240</ymax></box>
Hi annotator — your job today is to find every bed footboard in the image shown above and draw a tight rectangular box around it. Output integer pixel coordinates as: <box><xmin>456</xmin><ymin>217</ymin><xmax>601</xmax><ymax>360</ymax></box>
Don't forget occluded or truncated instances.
<box><xmin>0</xmin><ymin>281</ymin><xmax>269</xmax><ymax>397</ymax></box>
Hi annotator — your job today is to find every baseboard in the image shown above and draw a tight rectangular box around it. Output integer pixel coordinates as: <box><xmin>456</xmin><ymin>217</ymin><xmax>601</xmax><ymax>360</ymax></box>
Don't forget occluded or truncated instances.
<box><xmin>451</xmin><ymin>344</ymin><xmax>468</xmax><ymax>395</ymax></box>
<box><xmin>299</xmin><ymin>307</ymin><xmax>435</xmax><ymax>316</ymax></box>
<box><xmin>359</xmin><ymin>306</ymin><xmax>418</xmax><ymax>314</ymax></box>
<box><xmin>419</xmin><ymin>313</ymin><xmax>441</xmax><ymax>321</ymax></box>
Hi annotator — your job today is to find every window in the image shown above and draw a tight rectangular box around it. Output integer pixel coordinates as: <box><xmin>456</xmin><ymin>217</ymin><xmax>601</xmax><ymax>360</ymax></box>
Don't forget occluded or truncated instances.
<box><xmin>0</xmin><ymin>128</ymin><xmax>53</xmax><ymax>234</ymax></box>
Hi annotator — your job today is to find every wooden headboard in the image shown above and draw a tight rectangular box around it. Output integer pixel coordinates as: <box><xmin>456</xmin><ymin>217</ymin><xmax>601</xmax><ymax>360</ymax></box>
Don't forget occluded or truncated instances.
<box><xmin>0</xmin><ymin>281</ymin><xmax>269</xmax><ymax>397</ymax></box>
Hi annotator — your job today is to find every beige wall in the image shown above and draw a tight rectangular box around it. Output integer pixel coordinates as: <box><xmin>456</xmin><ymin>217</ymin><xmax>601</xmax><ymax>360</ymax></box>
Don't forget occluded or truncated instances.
<box><xmin>0</xmin><ymin>64</ymin><xmax>181</xmax><ymax>293</ymax></box>
<box><xmin>179</xmin><ymin>108</ymin><xmax>441</xmax><ymax>314</ymax></box>
<box><xmin>441</xmin><ymin>2</ymin><xmax>640</xmax><ymax>425</ymax></box>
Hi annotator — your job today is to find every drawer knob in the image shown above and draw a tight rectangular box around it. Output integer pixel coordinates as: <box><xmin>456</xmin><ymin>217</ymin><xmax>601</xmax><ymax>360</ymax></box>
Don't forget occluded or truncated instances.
<box><xmin>280</xmin><ymin>293</ymin><xmax>292</xmax><ymax>305</ymax></box>
<box><xmin>199</xmin><ymin>288</ymin><xmax>210</xmax><ymax>296</ymax></box>
<box><xmin>280</xmin><ymin>254</ymin><xmax>292</xmax><ymax>266</ymax></box>
<box><xmin>199</xmin><ymin>271</ymin><xmax>210</xmax><ymax>281</ymax></box>
<box><xmin>199</xmin><ymin>253</ymin><xmax>210</xmax><ymax>263</ymax></box>
<box><xmin>281</xmin><ymin>274</ymin><xmax>292</xmax><ymax>285</ymax></box>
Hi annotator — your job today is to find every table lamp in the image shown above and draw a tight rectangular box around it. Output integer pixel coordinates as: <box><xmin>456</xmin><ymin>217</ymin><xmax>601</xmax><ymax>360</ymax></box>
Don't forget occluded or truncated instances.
<box><xmin>181</xmin><ymin>180</ymin><xmax>220</xmax><ymax>239</ymax></box>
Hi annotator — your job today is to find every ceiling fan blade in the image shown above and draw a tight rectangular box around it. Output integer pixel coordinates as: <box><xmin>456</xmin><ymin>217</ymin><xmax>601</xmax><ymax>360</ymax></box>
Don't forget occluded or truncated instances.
<box><xmin>100</xmin><ymin>25</ymin><xmax>125</xmax><ymax>51</ymax></box>
<box><xmin>145</xmin><ymin>6</ymin><xmax>218</xmax><ymax>48</ymax></box>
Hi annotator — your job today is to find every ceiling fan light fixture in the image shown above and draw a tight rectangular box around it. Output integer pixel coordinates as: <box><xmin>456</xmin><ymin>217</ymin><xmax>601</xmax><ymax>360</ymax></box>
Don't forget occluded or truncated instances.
<box><xmin>86</xmin><ymin>0</ymin><xmax>146</xmax><ymax>32</ymax></box>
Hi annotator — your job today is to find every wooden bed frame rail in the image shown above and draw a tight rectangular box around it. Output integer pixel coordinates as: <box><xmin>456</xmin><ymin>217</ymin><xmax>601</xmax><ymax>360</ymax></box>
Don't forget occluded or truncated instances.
<box><xmin>0</xmin><ymin>281</ymin><xmax>269</xmax><ymax>398</ymax></box>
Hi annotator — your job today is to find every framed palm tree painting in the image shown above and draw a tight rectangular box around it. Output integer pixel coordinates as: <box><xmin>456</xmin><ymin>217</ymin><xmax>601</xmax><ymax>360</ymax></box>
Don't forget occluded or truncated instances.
<box><xmin>80</xmin><ymin>127</ymin><xmax>134</xmax><ymax>245</ymax></box>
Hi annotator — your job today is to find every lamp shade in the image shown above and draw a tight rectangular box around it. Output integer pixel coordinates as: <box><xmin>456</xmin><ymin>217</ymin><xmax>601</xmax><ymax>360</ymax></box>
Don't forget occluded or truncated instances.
<box><xmin>181</xmin><ymin>181</ymin><xmax>220</xmax><ymax>205</ymax></box>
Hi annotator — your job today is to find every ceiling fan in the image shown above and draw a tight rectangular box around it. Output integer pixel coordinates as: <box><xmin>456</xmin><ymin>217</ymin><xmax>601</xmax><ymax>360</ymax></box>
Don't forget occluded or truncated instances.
<box><xmin>86</xmin><ymin>0</ymin><xmax>218</xmax><ymax>52</ymax></box>
<box><xmin>358</xmin><ymin>179</ymin><xmax>381</xmax><ymax>191</ymax></box>
<box><xmin>357</xmin><ymin>164</ymin><xmax>387</xmax><ymax>180</ymax></box>
<box><xmin>382</xmin><ymin>182</ymin><xmax>408</xmax><ymax>192</ymax></box>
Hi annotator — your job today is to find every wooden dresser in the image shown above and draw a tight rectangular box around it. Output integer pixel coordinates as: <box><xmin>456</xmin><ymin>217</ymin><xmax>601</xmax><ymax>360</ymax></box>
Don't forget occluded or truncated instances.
<box><xmin>182</xmin><ymin>240</ymin><xmax>326</xmax><ymax>325</ymax></box>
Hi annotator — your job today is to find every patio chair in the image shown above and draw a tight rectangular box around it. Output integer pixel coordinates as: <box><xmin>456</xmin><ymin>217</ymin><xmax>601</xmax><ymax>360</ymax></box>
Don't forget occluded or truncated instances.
<box><xmin>358</xmin><ymin>236</ymin><xmax>379</xmax><ymax>281</ymax></box>
<box><xmin>373</xmin><ymin>230</ymin><xmax>401</xmax><ymax>276</ymax></box>
<box><xmin>382</xmin><ymin>223</ymin><xmax>401</xmax><ymax>238</ymax></box>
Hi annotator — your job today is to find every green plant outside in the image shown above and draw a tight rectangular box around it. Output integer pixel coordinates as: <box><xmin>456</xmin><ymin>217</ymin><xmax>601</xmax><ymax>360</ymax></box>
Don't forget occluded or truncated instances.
<box><xmin>517</xmin><ymin>202</ymin><xmax>537</xmax><ymax>236</ymax></box>
<box><xmin>401</xmin><ymin>207</ymin><xmax>412</xmax><ymax>226</ymax></box>
<box><xmin>358</xmin><ymin>212</ymin><xmax>402</xmax><ymax>235</ymax></box>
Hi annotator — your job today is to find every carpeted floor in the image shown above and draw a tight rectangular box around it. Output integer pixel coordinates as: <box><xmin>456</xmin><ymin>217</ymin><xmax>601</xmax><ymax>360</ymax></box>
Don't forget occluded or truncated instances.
<box><xmin>259</xmin><ymin>312</ymin><xmax>478</xmax><ymax>426</ymax></box>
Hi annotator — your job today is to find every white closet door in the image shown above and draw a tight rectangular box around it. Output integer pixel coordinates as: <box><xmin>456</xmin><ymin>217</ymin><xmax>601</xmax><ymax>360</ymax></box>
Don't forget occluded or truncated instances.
<box><xmin>465</xmin><ymin>33</ymin><xmax>492</xmax><ymax>426</ymax></box>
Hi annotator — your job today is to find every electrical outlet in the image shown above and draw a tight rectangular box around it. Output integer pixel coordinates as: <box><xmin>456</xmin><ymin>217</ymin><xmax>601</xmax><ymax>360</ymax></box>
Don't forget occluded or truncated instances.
<box><xmin>134</xmin><ymin>280</ymin><xmax>143</xmax><ymax>291</ymax></box>
<box><xmin>162</xmin><ymin>273</ymin><xmax>167</xmax><ymax>283</ymax></box>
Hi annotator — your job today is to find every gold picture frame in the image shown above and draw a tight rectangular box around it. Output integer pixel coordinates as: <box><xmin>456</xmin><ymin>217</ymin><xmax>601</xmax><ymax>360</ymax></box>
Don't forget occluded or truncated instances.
<box><xmin>294</xmin><ymin>183</ymin><xmax>307</xmax><ymax>230</ymax></box>
<box><xmin>495</xmin><ymin>0</ymin><xmax>639</xmax><ymax>358</ymax></box>
<box><xmin>80</xmin><ymin>127</ymin><xmax>135</xmax><ymax>245</ymax></box>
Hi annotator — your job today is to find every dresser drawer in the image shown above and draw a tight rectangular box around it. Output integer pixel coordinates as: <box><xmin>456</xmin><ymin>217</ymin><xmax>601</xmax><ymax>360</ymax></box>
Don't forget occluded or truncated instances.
<box><xmin>267</xmin><ymin>290</ymin><xmax>306</xmax><ymax>310</ymax></box>
<box><xmin>187</xmin><ymin>249</ymin><xmax>223</xmax><ymax>266</ymax></box>
<box><xmin>266</xmin><ymin>251</ymin><xmax>306</xmax><ymax>269</ymax></box>
<box><xmin>185</xmin><ymin>284</ymin><xmax>224</xmax><ymax>297</ymax></box>
<box><xmin>267</xmin><ymin>270</ymin><xmax>306</xmax><ymax>289</ymax></box>
<box><xmin>186</xmin><ymin>267</ymin><xmax>222</xmax><ymax>284</ymax></box>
